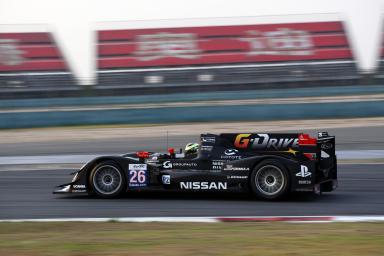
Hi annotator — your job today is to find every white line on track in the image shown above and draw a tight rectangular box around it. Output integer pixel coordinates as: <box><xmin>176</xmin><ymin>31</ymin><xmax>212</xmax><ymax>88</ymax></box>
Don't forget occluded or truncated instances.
<box><xmin>0</xmin><ymin>217</ymin><xmax>218</xmax><ymax>223</ymax></box>
<box><xmin>1</xmin><ymin>216</ymin><xmax>384</xmax><ymax>223</ymax></box>
<box><xmin>0</xmin><ymin>150</ymin><xmax>383</xmax><ymax>166</ymax></box>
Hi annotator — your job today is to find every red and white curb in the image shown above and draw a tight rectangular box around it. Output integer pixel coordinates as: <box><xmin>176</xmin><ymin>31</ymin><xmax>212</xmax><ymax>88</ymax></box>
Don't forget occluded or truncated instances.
<box><xmin>1</xmin><ymin>216</ymin><xmax>384</xmax><ymax>223</ymax></box>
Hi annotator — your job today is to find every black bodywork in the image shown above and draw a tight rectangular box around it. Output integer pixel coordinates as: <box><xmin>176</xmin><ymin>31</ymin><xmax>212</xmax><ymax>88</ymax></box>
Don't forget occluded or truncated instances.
<box><xmin>53</xmin><ymin>132</ymin><xmax>337</xmax><ymax>196</ymax></box>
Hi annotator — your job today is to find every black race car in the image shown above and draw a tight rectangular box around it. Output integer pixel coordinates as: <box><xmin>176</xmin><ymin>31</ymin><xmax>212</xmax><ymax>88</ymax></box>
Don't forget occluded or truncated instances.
<box><xmin>53</xmin><ymin>132</ymin><xmax>337</xmax><ymax>200</ymax></box>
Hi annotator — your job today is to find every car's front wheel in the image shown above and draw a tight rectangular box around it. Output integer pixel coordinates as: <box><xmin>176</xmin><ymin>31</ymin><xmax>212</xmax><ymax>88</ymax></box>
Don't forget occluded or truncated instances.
<box><xmin>89</xmin><ymin>161</ymin><xmax>126</xmax><ymax>198</ymax></box>
<box><xmin>250</xmin><ymin>159</ymin><xmax>290</xmax><ymax>200</ymax></box>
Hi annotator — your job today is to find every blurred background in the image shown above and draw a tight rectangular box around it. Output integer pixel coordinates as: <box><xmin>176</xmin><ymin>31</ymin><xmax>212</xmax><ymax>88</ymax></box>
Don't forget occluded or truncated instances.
<box><xmin>0</xmin><ymin>0</ymin><xmax>383</xmax><ymax>129</ymax></box>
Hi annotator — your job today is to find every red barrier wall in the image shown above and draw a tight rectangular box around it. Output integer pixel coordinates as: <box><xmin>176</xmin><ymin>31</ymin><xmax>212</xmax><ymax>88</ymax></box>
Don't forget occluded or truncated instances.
<box><xmin>0</xmin><ymin>32</ymin><xmax>69</xmax><ymax>72</ymax></box>
<box><xmin>97</xmin><ymin>21</ymin><xmax>353</xmax><ymax>69</ymax></box>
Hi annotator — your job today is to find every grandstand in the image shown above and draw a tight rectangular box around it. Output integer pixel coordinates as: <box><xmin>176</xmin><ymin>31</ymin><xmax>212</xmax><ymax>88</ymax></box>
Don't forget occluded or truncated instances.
<box><xmin>0</xmin><ymin>20</ymin><xmax>363</xmax><ymax>98</ymax></box>
<box><xmin>97</xmin><ymin>21</ymin><xmax>359</xmax><ymax>90</ymax></box>
<box><xmin>0</xmin><ymin>31</ymin><xmax>77</xmax><ymax>98</ymax></box>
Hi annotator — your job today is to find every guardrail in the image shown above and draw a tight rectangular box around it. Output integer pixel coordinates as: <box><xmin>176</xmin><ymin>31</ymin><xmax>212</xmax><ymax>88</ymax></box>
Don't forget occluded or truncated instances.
<box><xmin>0</xmin><ymin>96</ymin><xmax>383</xmax><ymax>129</ymax></box>
<box><xmin>1</xmin><ymin>84</ymin><xmax>383</xmax><ymax>129</ymax></box>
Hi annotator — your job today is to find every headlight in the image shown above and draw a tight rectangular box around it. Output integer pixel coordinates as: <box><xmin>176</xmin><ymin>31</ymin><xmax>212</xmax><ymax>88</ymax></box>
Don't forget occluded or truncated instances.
<box><xmin>58</xmin><ymin>185</ymin><xmax>71</xmax><ymax>193</ymax></box>
<box><xmin>72</xmin><ymin>172</ymin><xmax>79</xmax><ymax>182</ymax></box>
<box><xmin>80</xmin><ymin>162</ymin><xmax>88</xmax><ymax>170</ymax></box>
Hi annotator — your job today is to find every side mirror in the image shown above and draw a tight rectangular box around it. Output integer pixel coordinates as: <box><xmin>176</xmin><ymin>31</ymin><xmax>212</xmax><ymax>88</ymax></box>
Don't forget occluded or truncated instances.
<box><xmin>136</xmin><ymin>151</ymin><xmax>149</xmax><ymax>158</ymax></box>
<box><xmin>136</xmin><ymin>151</ymin><xmax>149</xmax><ymax>163</ymax></box>
<box><xmin>168</xmin><ymin>148</ymin><xmax>175</xmax><ymax>155</ymax></box>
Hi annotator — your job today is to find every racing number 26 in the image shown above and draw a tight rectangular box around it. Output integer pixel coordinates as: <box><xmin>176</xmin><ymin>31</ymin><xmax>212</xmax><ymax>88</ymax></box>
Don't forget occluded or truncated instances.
<box><xmin>129</xmin><ymin>170</ymin><xmax>146</xmax><ymax>184</ymax></box>
<box><xmin>128</xmin><ymin>164</ymin><xmax>148</xmax><ymax>187</ymax></box>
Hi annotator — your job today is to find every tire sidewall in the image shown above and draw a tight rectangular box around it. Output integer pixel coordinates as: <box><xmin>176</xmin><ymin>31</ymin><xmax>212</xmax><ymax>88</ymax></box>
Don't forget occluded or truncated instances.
<box><xmin>250</xmin><ymin>159</ymin><xmax>290</xmax><ymax>200</ymax></box>
<box><xmin>89</xmin><ymin>161</ymin><xmax>126</xmax><ymax>198</ymax></box>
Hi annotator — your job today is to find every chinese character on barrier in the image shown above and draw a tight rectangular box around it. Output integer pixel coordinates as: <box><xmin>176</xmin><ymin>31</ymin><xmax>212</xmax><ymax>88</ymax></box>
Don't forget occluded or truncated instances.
<box><xmin>0</xmin><ymin>39</ymin><xmax>25</xmax><ymax>66</ymax></box>
<box><xmin>241</xmin><ymin>28</ymin><xmax>313</xmax><ymax>56</ymax></box>
<box><xmin>134</xmin><ymin>32</ymin><xmax>201</xmax><ymax>61</ymax></box>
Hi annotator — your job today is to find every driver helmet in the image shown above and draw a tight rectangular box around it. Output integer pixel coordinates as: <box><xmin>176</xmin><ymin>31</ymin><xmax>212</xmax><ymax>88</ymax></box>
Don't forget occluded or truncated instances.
<box><xmin>185</xmin><ymin>143</ymin><xmax>199</xmax><ymax>155</ymax></box>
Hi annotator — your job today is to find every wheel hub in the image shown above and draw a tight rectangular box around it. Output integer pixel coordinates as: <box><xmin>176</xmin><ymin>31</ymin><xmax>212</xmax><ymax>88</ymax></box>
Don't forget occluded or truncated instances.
<box><xmin>265</xmin><ymin>175</ymin><xmax>275</xmax><ymax>186</ymax></box>
<box><xmin>103</xmin><ymin>175</ymin><xmax>113</xmax><ymax>185</ymax></box>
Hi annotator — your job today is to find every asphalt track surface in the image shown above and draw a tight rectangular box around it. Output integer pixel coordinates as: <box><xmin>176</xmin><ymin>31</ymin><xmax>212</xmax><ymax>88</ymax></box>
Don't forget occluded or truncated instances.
<box><xmin>1</xmin><ymin>126</ymin><xmax>384</xmax><ymax>156</ymax></box>
<box><xmin>0</xmin><ymin>164</ymin><xmax>383</xmax><ymax>219</ymax></box>
<box><xmin>1</xmin><ymin>125</ymin><xmax>383</xmax><ymax>219</ymax></box>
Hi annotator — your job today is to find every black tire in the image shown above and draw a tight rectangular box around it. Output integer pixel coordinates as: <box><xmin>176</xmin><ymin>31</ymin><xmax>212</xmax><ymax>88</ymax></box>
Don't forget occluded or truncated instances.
<box><xmin>89</xmin><ymin>161</ymin><xmax>126</xmax><ymax>198</ymax></box>
<box><xmin>250</xmin><ymin>159</ymin><xmax>290</xmax><ymax>200</ymax></box>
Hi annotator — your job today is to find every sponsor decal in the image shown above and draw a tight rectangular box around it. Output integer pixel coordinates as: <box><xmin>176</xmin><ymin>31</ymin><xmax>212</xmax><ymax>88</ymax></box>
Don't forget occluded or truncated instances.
<box><xmin>253</xmin><ymin>134</ymin><xmax>299</xmax><ymax>149</ymax></box>
<box><xmin>284</xmin><ymin>148</ymin><xmax>299</xmax><ymax>155</ymax></box>
<box><xmin>211</xmin><ymin>160</ymin><xmax>225</xmax><ymax>171</ymax></box>
<box><xmin>234</xmin><ymin>134</ymin><xmax>299</xmax><ymax>150</ymax></box>
<box><xmin>201</xmin><ymin>137</ymin><xmax>216</xmax><ymax>143</ymax></box>
<box><xmin>163</xmin><ymin>161</ymin><xmax>198</xmax><ymax>169</ymax></box>
<box><xmin>234</xmin><ymin>134</ymin><xmax>252</xmax><ymax>148</ymax></box>
<box><xmin>72</xmin><ymin>189</ymin><xmax>87</xmax><ymax>193</ymax></box>
<box><xmin>227</xmin><ymin>175</ymin><xmax>248</xmax><ymax>179</ymax></box>
<box><xmin>73</xmin><ymin>184</ymin><xmax>86</xmax><ymax>189</ymax></box>
<box><xmin>224</xmin><ymin>149</ymin><xmax>238</xmax><ymax>156</ymax></box>
<box><xmin>223</xmin><ymin>165</ymin><xmax>249</xmax><ymax>171</ymax></box>
<box><xmin>318</xmin><ymin>132</ymin><xmax>329</xmax><ymax>138</ymax></box>
<box><xmin>220</xmin><ymin>148</ymin><xmax>241</xmax><ymax>160</ymax></box>
<box><xmin>295</xmin><ymin>188</ymin><xmax>313</xmax><ymax>192</ymax></box>
<box><xmin>173</xmin><ymin>162</ymin><xmax>197</xmax><ymax>168</ymax></box>
<box><xmin>128</xmin><ymin>164</ymin><xmax>148</xmax><ymax>187</ymax></box>
<box><xmin>200</xmin><ymin>145</ymin><xmax>213</xmax><ymax>152</ymax></box>
<box><xmin>221</xmin><ymin>149</ymin><xmax>242</xmax><ymax>159</ymax></box>
<box><xmin>180</xmin><ymin>181</ymin><xmax>227</xmax><ymax>190</ymax></box>
<box><xmin>221</xmin><ymin>155</ymin><xmax>242</xmax><ymax>160</ymax></box>
<box><xmin>163</xmin><ymin>161</ymin><xmax>172</xmax><ymax>169</ymax></box>
<box><xmin>298</xmin><ymin>180</ymin><xmax>311</xmax><ymax>185</ymax></box>
<box><xmin>321</xmin><ymin>143</ymin><xmax>333</xmax><ymax>150</ymax></box>
<box><xmin>162</xmin><ymin>175</ymin><xmax>171</xmax><ymax>185</ymax></box>
<box><xmin>296</xmin><ymin>165</ymin><xmax>311</xmax><ymax>178</ymax></box>
<box><xmin>321</xmin><ymin>150</ymin><xmax>330</xmax><ymax>158</ymax></box>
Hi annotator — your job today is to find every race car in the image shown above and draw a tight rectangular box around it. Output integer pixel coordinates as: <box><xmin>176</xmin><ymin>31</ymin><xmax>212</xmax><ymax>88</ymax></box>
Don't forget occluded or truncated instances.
<box><xmin>53</xmin><ymin>132</ymin><xmax>337</xmax><ymax>200</ymax></box>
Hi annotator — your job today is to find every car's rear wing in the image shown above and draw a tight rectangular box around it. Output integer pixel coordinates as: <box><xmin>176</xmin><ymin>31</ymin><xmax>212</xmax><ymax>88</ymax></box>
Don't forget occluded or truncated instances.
<box><xmin>297</xmin><ymin>132</ymin><xmax>337</xmax><ymax>192</ymax></box>
<box><xmin>316</xmin><ymin>132</ymin><xmax>337</xmax><ymax>177</ymax></box>
<box><xmin>297</xmin><ymin>132</ymin><xmax>335</xmax><ymax>159</ymax></box>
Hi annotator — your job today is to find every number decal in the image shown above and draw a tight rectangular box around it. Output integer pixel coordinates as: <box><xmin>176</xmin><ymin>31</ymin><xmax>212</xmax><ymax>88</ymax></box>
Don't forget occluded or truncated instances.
<box><xmin>128</xmin><ymin>164</ymin><xmax>148</xmax><ymax>187</ymax></box>
<box><xmin>129</xmin><ymin>170</ymin><xmax>138</xmax><ymax>183</ymax></box>
<box><xmin>137</xmin><ymin>170</ymin><xmax>146</xmax><ymax>183</ymax></box>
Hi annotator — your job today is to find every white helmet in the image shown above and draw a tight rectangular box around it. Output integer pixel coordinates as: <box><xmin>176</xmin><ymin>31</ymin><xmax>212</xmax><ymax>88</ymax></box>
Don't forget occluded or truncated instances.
<box><xmin>185</xmin><ymin>143</ymin><xmax>199</xmax><ymax>155</ymax></box>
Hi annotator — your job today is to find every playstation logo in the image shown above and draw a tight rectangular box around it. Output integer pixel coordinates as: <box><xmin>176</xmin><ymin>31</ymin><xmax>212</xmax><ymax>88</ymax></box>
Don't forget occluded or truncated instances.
<box><xmin>296</xmin><ymin>165</ymin><xmax>311</xmax><ymax>178</ymax></box>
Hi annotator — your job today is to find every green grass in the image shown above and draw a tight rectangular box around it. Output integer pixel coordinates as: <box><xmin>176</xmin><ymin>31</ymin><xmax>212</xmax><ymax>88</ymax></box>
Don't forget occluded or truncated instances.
<box><xmin>0</xmin><ymin>222</ymin><xmax>383</xmax><ymax>256</ymax></box>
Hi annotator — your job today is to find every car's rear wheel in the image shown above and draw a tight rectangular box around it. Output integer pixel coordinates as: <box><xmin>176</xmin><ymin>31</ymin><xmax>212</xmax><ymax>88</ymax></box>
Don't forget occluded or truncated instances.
<box><xmin>89</xmin><ymin>161</ymin><xmax>126</xmax><ymax>198</ymax></box>
<box><xmin>250</xmin><ymin>159</ymin><xmax>289</xmax><ymax>200</ymax></box>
